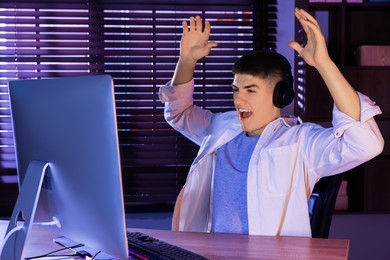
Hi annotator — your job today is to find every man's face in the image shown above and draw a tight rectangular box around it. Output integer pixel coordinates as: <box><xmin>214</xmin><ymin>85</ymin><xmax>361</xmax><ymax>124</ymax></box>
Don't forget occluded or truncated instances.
<box><xmin>232</xmin><ymin>73</ymin><xmax>280</xmax><ymax>135</ymax></box>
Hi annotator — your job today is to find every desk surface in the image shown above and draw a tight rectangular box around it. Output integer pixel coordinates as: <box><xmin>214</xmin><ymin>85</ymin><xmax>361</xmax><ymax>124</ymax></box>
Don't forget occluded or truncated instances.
<box><xmin>0</xmin><ymin>220</ymin><xmax>349</xmax><ymax>259</ymax></box>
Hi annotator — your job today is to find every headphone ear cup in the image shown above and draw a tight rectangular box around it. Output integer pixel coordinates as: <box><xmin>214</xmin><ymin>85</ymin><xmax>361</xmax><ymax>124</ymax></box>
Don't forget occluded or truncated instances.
<box><xmin>273</xmin><ymin>80</ymin><xmax>295</xmax><ymax>108</ymax></box>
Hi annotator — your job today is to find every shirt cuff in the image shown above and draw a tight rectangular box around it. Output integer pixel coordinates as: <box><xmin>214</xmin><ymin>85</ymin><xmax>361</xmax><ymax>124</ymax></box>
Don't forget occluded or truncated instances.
<box><xmin>159</xmin><ymin>79</ymin><xmax>194</xmax><ymax>103</ymax></box>
<box><xmin>332</xmin><ymin>92</ymin><xmax>382</xmax><ymax>137</ymax></box>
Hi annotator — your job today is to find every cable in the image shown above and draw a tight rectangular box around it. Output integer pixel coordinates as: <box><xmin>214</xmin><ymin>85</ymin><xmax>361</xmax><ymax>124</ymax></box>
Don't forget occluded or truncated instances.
<box><xmin>24</xmin><ymin>243</ymin><xmax>84</xmax><ymax>260</ymax></box>
<box><xmin>91</xmin><ymin>251</ymin><xmax>101</xmax><ymax>260</ymax></box>
<box><xmin>26</xmin><ymin>254</ymin><xmax>79</xmax><ymax>259</ymax></box>
<box><xmin>0</xmin><ymin>224</ymin><xmax>23</xmax><ymax>256</ymax></box>
<box><xmin>32</xmin><ymin>217</ymin><xmax>61</xmax><ymax>228</ymax></box>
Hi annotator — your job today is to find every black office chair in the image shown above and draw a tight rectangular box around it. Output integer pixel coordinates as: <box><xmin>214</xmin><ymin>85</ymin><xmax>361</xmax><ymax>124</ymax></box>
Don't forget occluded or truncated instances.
<box><xmin>308</xmin><ymin>173</ymin><xmax>344</xmax><ymax>238</ymax></box>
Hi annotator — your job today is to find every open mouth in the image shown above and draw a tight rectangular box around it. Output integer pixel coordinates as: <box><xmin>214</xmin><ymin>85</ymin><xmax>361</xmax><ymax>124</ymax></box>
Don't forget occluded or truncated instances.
<box><xmin>238</xmin><ymin>108</ymin><xmax>253</xmax><ymax>119</ymax></box>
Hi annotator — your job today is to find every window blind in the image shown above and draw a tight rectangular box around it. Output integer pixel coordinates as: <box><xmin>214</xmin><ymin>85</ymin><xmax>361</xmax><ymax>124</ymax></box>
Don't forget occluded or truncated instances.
<box><xmin>293</xmin><ymin>8</ymin><xmax>307</xmax><ymax>124</ymax></box>
<box><xmin>0</xmin><ymin>0</ymin><xmax>277</xmax><ymax>211</ymax></box>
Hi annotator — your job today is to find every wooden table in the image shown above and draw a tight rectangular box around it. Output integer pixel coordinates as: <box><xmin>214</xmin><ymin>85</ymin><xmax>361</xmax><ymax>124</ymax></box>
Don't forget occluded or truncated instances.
<box><xmin>0</xmin><ymin>220</ymin><xmax>349</xmax><ymax>259</ymax></box>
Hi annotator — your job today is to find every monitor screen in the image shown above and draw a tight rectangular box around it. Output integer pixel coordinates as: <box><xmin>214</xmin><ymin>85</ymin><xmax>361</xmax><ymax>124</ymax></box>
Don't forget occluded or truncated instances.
<box><xmin>7</xmin><ymin>75</ymin><xmax>128</xmax><ymax>259</ymax></box>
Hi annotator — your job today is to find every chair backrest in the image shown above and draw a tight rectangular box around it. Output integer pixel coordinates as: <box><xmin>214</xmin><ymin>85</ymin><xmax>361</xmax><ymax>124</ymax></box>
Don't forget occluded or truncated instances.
<box><xmin>308</xmin><ymin>173</ymin><xmax>344</xmax><ymax>238</ymax></box>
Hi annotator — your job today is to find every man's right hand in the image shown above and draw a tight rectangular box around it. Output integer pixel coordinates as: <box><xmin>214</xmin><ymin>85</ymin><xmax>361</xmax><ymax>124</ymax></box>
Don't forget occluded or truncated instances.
<box><xmin>180</xmin><ymin>16</ymin><xmax>218</xmax><ymax>62</ymax></box>
<box><xmin>171</xmin><ymin>16</ymin><xmax>218</xmax><ymax>85</ymax></box>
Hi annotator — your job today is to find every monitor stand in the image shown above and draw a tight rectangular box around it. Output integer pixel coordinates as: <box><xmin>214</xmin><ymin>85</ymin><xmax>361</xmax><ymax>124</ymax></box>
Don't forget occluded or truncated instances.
<box><xmin>0</xmin><ymin>160</ymin><xmax>119</xmax><ymax>260</ymax></box>
<box><xmin>0</xmin><ymin>160</ymin><xmax>49</xmax><ymax>260</ymax></box>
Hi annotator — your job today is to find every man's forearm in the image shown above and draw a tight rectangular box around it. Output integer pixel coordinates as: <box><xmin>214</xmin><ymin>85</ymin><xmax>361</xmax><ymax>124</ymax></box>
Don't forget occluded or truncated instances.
<box><xmin>316</xmin><ymin>59</ymin><xmax>360</xmax><ymax>121</ymax></box>
<box><xmin>172</xmin><ymin>57</ymin><xmax>197</xmax><ymax>86</ymax></box>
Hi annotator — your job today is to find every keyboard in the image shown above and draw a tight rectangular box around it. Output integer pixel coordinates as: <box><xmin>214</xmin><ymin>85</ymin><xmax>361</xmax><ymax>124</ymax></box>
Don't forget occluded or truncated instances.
<box><xmin>127</xmin><ymin>231</ymin><xmax>208</xmax><ymax>260</ymax></box>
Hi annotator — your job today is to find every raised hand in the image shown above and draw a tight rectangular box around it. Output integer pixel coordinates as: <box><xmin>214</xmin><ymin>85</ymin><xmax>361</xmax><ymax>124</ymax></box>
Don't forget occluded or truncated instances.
<box><xmin>180</xmin><ymin>16</ymin><xmax>218</xmax><ymax>62</ymax></box>
<box><xmin>172</xmin><ymin>16</ymin><xmax>218</xmax><ymax>85</ymax></box>
<box><xmin>289</xmin><ymin>8</ymin><xmax>360</xmax><ymax>120</ymax></box>
<box><xmin>288</xmin><ymin>8</ymin><xmax>330</xmax><ymax>69</ymax></box>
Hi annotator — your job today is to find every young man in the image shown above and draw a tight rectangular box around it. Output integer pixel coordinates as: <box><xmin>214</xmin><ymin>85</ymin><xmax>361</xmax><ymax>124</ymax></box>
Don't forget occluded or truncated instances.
<box><xmin>159</xmin><ymin>8</ymin><xmax>384</xmax><ymax>237</ymax></box>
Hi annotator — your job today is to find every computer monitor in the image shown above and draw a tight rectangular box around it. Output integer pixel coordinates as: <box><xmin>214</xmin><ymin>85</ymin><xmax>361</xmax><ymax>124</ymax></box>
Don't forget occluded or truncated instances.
<box><xmin>2</xmin><ymin>75</ymin><xmax>128</xmax><ymax>259</ymax></box>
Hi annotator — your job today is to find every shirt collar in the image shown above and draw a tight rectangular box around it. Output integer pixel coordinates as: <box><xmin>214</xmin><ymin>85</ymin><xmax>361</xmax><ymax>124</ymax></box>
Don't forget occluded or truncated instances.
<box><xmin>260</xmin><ymin>116</ymin><xmax>298</xmax><ymax>137</ymax></box>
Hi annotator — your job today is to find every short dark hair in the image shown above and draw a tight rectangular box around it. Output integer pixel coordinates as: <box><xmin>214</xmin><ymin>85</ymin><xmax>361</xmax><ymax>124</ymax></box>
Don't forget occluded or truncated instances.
<box><xmin>232</xmin><ymin>51</ymin><xmax>292</xmax><ymax>82</ymax></box>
